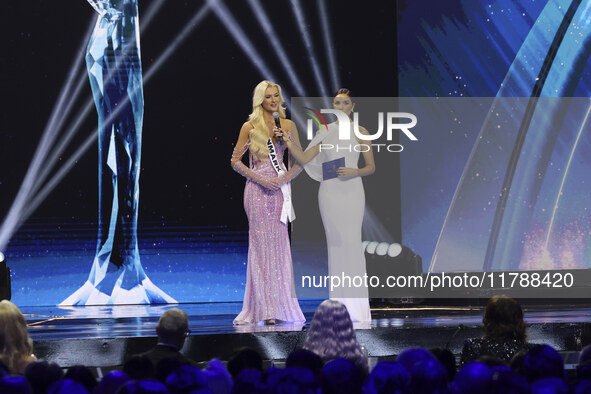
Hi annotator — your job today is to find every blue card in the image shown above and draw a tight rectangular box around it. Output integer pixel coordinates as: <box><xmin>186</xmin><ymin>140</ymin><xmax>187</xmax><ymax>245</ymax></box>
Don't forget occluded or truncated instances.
<box><xmin>322</xmin><ymin>157</ymin><xmax>345</xmax><ymax>180</ymax></box>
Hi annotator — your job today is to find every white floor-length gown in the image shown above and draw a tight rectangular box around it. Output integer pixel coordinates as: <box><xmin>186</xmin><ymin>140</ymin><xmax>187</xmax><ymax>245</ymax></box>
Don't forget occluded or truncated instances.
<box><xmin>304</xmin><ymin>122</ymin><xmax>371</xmax><ymax>322</ymax></box>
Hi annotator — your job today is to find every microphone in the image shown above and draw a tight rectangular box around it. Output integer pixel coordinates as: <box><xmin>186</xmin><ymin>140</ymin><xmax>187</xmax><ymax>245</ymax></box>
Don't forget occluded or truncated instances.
<box><xmin>273</xmin><ymin>112</ymin><xmax>284</xmax><ymax>144</ymax></box>
<box><xmin>445</xmin><ymin>324</ymin><xmax>464</xmax><ymax>350</ymax></box>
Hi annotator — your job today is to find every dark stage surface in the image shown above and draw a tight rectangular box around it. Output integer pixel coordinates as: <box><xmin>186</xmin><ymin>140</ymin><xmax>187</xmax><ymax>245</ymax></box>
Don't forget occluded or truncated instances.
<box><xmin>24</xmin><ymin>301</ymin><xmax>591</xmax><ymax>370</ymax></box>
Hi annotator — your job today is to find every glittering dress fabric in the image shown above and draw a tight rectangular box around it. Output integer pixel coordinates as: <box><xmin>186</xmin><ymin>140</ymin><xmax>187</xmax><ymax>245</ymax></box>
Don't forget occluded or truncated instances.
<box><xmin>234</xmin><ymin>143</ymin><xmax>305</xmax><ymax>324</ymax></box>
<box><xmin>460</xmin><ymin>337</ymin><xmax>534</xmax><ymax>365</ymax></box>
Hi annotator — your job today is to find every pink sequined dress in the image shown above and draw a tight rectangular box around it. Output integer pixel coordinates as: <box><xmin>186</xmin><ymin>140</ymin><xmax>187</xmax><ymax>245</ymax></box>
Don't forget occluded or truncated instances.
<box><xmin>234</xmin><ymin>141</ymin><xmax>305</xmax><ymax>324</ymax></box>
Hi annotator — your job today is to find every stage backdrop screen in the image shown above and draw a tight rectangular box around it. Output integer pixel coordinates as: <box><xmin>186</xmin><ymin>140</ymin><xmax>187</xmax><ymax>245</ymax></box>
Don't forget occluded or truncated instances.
<box><xmin>398</xmin><ymin>0</ymin><xmax>591</xmax><ymax>286</ymax></box>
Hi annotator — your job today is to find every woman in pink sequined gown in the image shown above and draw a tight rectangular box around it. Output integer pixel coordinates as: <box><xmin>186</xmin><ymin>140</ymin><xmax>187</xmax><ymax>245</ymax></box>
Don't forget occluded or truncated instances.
<box><xmin>230</xmin><ymin>81</ymin><xmax>305</xmax><ymax>325</ymax></box>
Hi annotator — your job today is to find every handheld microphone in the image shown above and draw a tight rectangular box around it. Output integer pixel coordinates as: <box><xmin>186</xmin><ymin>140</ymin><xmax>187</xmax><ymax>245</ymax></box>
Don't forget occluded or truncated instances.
<box><xmin>273</xmin><ymin>112</ymin><xmax>284</xmax><ymax>144</ymax></box>
<box><xmin>445</xmin><ymin>324</ymin><xmax>464</xmax><ymax>350</ymax></box>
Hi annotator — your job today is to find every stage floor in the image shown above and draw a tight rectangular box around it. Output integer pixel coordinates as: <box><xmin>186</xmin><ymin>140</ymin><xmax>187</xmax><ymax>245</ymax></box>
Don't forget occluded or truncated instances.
<box><xmin>23</xmin><ymin>301</ymin><xmax>591</xmax><ymax>369</ymax></box>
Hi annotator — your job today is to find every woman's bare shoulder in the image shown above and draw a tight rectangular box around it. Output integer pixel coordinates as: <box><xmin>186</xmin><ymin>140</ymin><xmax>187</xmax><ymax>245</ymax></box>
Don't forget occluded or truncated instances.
<box><xmin>241</xmin><ymin>121</ymin><xmax>255</xmax><ymax>131</ymax></box>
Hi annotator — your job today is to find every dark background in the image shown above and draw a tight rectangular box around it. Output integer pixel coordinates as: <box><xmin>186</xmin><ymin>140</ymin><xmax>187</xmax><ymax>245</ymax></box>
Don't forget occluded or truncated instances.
<box><xmin>0</xmin><ymin>0</ymin><xmax>399</xmax><ymax>237</ymax></box>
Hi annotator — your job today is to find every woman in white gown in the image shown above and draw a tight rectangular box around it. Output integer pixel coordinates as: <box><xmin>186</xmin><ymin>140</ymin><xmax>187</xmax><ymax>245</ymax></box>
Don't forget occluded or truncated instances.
<box><xmin>284</xmin><ymin>89</ymin><xmax>375</xmax><ymax>322</ymax></box>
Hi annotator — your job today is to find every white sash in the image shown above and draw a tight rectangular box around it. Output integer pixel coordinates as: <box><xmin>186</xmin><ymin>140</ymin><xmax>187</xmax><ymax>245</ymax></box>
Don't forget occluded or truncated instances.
<box><xmin>267</xmin><ymin>138</ymin><xmax>295</xmax><ymax>224</ymax></box>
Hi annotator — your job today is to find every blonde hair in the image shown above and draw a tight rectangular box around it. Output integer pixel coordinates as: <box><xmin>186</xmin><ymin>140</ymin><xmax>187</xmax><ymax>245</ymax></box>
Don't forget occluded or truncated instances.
<box><xmin>0</xmin><ymin>300</ymin><xmax>33</xmax><ymax>373</ymax></box>
<box><xmin>248</xmin><ymin>80</ymin><xmax>286</xmax><ymax>161</ymax></box>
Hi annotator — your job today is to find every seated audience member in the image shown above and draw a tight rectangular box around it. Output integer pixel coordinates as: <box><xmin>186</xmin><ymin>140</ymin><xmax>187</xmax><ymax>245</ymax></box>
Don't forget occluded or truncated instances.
<box><xmin>47</xmin><ymin>378</ymin><xmax>88</xmax><ymax>394</ymax></box>
<box><xmin>578</xmin><ymin>344</ymin><xmax>591</xmax><ymax>381</ymax></box>
<box><xmin>117</xmin><ymin>379</ymin><xmax>170</xmax><ymax>394</ymax></box>
<box><xmin>509</xmin><ymin>349</ymin><xmax>528</xmax><ymax>375</ymax></box>
<box><xmin>530</xmin><ymin>377</ymin><xmax>568</xmax><ymax>393</ymax></box>
<box><xmin>165</xmin><ymin>364</ymin><xmax>207</xmax><ymax>393</ymax></box>
<box><xmin>124</xmin><ymin>355</ymin><xmax>156</xmax><ymax>380</ymax></box>
<box><xmin>476</xmin><ymin>354</ymin><xmax>508</xmax><ymax>368</ymax></box>
<box><xmin>488</xmin><ymin>366</ymin><xmax>530</xmax><ymax>393</ymax></box>
<box><xmin>521</xmin><ymin>344</ymin><xmax>565</xmax><ymax>383</ymax></box>
<box><xmin>266</xmin><ymin>366</ymin><xmax>318</xmax><ymax>393</ymax></box>
<box><xmin>203</xmin><ymin>358</ymin><xmax>233</xmax><ymax>394</ymax></box>
<box><xmin>320</xmin><ymin>358</ymin><xmax>364</xmax><ymax>394</ymax></box>
<box><xmin>575</xmin><ymin>380</ymin><xmax>591</xmax><ymax>394</ymax></box>
<box><xmin>396</xmin><ymin>348</ymin><xmax>448</xmax><ymax>393</ymax></box>
<box><xmin>0</xmin><ymin>360</ymin><xmax>9</xmax><ymax>377</ymax></box>
<box><xmin>582</xmin><ymin>324</ymin><xmax>591</xmax><ymax>349</ymax></box>
<box><xmin>137</xmin><ymin>308</ymin><xmax>197</xmax><ymax>368</ymax></box>
<box><xmin>226</xmin><ymin>348</ymin><xmax>263</xmax><ymax>380</ymax></box>
<box><xmin>452</xmin><ymin>362</ymin><xmax>493</xmax><ymax>394</ymax></box>
<box><xmin>580</xmin><ymin>344</ymin><xmax>591</xmax><ymax>365</ymax></box>
<box><xmin>94</xmin><ymin>370</ymin><xmax>130</xmax><ymax>394</ymax></box>
<box><xmin>285</xmin><ymin>349</ymin><xmax>323</xmax><ymax>380</ymax></box>
<box><xmin>0</xmin><ymin>300</ymin><xmax>37</xmax><ymax>374</ymax></box>
<box><xmin>25</xmin><ymin>361</ymin><xmax>64</xmax><ymax>394</ymax></box>
<box><xmin>303</xmin><ymin>300</ymin><xmax>369</xmax><ymax>374</ymax></box>
<box><xmin>430</xmin><ymin>347</ymin><xmax>457</xmax><ymax>383</ymax></box>
<box><xmin>64</xmin><ymin>365</ymin><xmax>97</xmax><ymax>393</ymax></box>
<box><xmin>0</xmin><ymin>375</ymin><xmax>32</xmax><ymax>394</ymax></box>
<box><xmin>460</xmin><ymin>296</ymin><xmax>532</xmax><ymax>365</ymax></box>
<box><xmin>156</xmin><ymin>357</ymin><xmax>183</xmax><ymax>383</ymax></box>
<box><xmin>231</xmin><ymin>368</ymin><xmax>262</xmax><ymax>393</ymax></box>
<box><xmin>362</xmin><ymin>361</ymin><xmax>410</xmax><ymax>394</ymax></box>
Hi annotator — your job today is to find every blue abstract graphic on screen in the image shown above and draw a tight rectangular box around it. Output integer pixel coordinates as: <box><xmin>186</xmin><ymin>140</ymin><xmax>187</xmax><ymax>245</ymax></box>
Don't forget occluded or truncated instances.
<box><xmin>399</xmin><ymin>0</ymin><xmax>591</xmax><ymax>272</ymax></box>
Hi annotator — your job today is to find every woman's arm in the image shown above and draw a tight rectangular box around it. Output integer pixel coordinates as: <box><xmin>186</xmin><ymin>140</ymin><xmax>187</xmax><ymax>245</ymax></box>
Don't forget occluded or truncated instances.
<box><xmin>231</xmin><ymin>122</ymin><xmax>281</xmax><ymax>191</ymax></box>
<box><xmin>230</xmin><ymin>122</ymin><xmax>252</xmax><ymax>167</ymax></box>
<box><xmin>275</xmin><ymin>120</ymin><xmax>303</xmax><ymax>185</ymax></box>
<box><xmin>282</xmin><ymin>121</ymin><xmax>321</xmax><ymax>165</ymax></box>
<box><xmin>336</xmin><ymin>126</ymin><xmax>375</xmax><ymax>179</ymax></box>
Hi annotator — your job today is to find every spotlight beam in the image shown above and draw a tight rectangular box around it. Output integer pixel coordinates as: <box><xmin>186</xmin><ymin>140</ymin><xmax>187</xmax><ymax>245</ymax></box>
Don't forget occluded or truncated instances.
<box><xmin>29</xmin><ymin>99</ymin><xmax>95</xmax><ymax>196</ymax></box>
<box><xmin>289</xmin><ymin>0</ymin><xmax>329</xmax><ymax>97</ymax></box>
<box><xmin>19</xmin><ymin>19</ymin><xmax>92</xmax><ymax>197</ymax></box>
<box><xmin>140</xmin><ymin>0</ymin><xmax>166</xmax><ymax>32</ymax></box>
<box><xmin>27</xmin><ymin>0</ymin><xmax>270</xmax><ymax>222</ymax></box>
<box><xmin>245</xmin><ymin>0</ymin><xmax>306</xmax><ymax>97</ymax></box>
<box><xmin>5</xmin><ymin>3</ymin><xmax>213</xmax><ymax>245</ymax></box>
<box><xmin>20</xmin><ymin>126</ymin><xmax>98</xmax><ymax>225</ymax></box>
<box><xmin>144</xmin><ymin>3</ymin><xmax>211</xmax><ymax>81</ymax></box>
<box><xmin>30</xmin><ymin>0</ymin><xmax>172</xmax><ymax>195</ymax></box>
<box><xmin>317</xmin><ymin>0</ymin><xmax>340</xmax><ymax>92</ymax></box>
<box><xmin>30</xmin><ymin>1</ymin><xmax>212</xmax><ymax>203</ymax></box>
<box><xmin>0</xmin><ymin>18</ymin><xmax>94</xmax><ymax>252</ymax></box>
<box><xmin>207</xmin><ymin>0</ymin><xmax>302</xmax><ymax>116</ymax></box>
<box><xmin>3</xmin><ymin>0</ymin><xmax>168</xmax><ymax>233</ymax></box>
<box><xmin>208</xmin><ymin>0</ymin><xmax>280</xmax><ymax>85</ymax></box>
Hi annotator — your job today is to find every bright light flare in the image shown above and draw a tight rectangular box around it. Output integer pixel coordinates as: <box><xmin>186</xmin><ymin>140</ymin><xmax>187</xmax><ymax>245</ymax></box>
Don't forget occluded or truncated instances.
<box><xmin>317</xmin><ymin>0</ymin><xmax>340</xmax><ymax>92</ymax></box>
<box><xmin>208</xmin><ymin>0</ymin><xmax>279</xmax><ymax>85</ymax></box>
<box><xmin>289</xmin><ymin>0</ymin><xmax>329</xmax><ymax>96</ymax></box>
<box><xmin>246</xmin><ymin>0</ymin><xmax>306</xmax><ymax>97</ymax></box>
